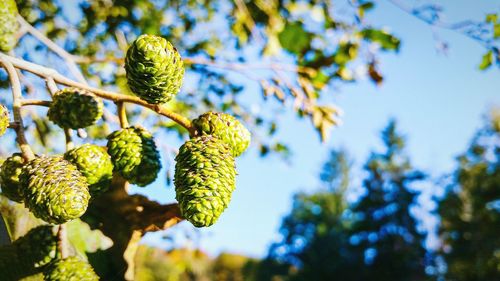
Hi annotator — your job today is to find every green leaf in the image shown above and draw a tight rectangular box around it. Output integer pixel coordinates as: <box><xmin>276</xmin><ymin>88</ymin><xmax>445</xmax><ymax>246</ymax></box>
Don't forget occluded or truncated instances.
<box><xmin>67</xmin><ymin>219</ymin><xmax>112</xmax><ymax>259</ymax></box>
<box><xmin>278</xmin><ymin>22</ymin><xmax>312</xmax><ymax>55</ymax></box>
<box><xmin>486</xmin><ymin>13</ymin><xmax>498</xmax><ymax>23</ymax></box>
<box><xmin>361</xmin><ymin>28</ymin><xmax>400</xmax><ymax>51</ymax></box>
<box><xmin>360</xmin><ymin>2</ymin><xmax>375</xmax><ymax>11</ymax></box>
<box><xmin>479</xmin><ymin>51</ymin><xmax>493</xmax><ymax>70</ymax></box>
<box><xmin>333</xmin><ymin>42</ymin><xmax>358</xmax><ymax>66</ymax></box>
<box><xmin>358</xmin><ymin>2</ymin><xmax>375</xmax><ymax>19</ymax></box>
<box><xmin>494</xmin><ymin>24</ymin><xmax>500</xmax><ymax>38</ymax></box>
<box><xmin>310</xmin><ymin>70</ymin><xmax>330</xmax><ymax>89</ymax></box>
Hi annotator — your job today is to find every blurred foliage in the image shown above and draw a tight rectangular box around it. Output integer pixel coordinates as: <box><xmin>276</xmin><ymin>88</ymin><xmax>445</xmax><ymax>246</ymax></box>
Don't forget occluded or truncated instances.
<box><xmin>348</xmin><ymin>121</ymin><xmax>428</xmax><ymax>280</ymax></box>
<box><xmin>437</xmin><ymin>110</ymin><xmax>500</xmax><ymax>281</ymax></box>
<box><xmin>263</xmin><ymin>150</ymin><xmax>361</xmax><ymax>281</ymax></box>
<box><xmin>255</xmin><ymin>122</ymin><xmax>430</xmax><ymax>281</ymax></box>
<box><xmin>134</xmin><ymin>245</ymin><xmax>258</xmax><ymax>281</ymax></box>
<box><xmin>11</xmin><ymin>0</ymin><xmax>402</xmax><ymax>155</ymax></box>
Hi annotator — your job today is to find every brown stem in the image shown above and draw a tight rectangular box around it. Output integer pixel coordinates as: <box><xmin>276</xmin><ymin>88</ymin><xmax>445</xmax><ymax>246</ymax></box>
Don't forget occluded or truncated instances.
<box><xmin>45</xmin><ymin>77</ymin><xmax>59</xmax><ymax>96</ymax></box>
<box><xmin>0</xmin><ymin>53</ymin><xmax>195</xmax><ymax>135</ymax></box>
<box><xmin>8</xmin><ymin>122</ymin><xmax>20</xmax><ymax>129</ymax></box>
<box><xmin>116</xmin><ymin>102</ymin><xmax>129</xmax><ymax>128</ymax></box>
<box><xmin>0</xmin><ymin>57</ymin><xmax>35</xmax><ymax>161</ymax></box>
<box><xmin>64</xmin><ymin>129</ymin><xmax>74</xmax><ymax>151</ymax></box>
<box><xmin>20</xmin><ymin>99</ymin><xmax>51</xmax><ymax>107</ymax></box>
<box><xmin>57</xmin><ymin>224</ymin><xmax>68</xmax><ymax>259</ymax></box>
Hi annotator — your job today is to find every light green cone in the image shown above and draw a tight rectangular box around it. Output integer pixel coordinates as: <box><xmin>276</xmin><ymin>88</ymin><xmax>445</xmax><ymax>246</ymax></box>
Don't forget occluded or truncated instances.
<box><xmin>192</xmin><ymin>112</ymin><xmax>251</xmax><ymax>157</ymax></box>
<box><xmin>174</xmin><ymin>135</ymin><xmax>236</xmax><ymax>227</ymax></box>
<box><xmin>65</xmin><ymin>144</ymin><xmax>113</xmax><ymax>196</ymax></box>
<box><xmin>106</xmin><ymin>126</ymin><xmax>161</xmax><ymax>186</ymax></box>
<box><xmin>125</xmin><ymin>34</ymin><xmax>184</xmax><ymax>104</ymax></box>
<box><xmin>20</xmin><ymin>156</ymin><xmax>90</xmax><ymax>224</ymax></box>
<box><xmin>48</xmin><ymin>88</ymin><xmax>103</xmax><ymax>129</ymax></box>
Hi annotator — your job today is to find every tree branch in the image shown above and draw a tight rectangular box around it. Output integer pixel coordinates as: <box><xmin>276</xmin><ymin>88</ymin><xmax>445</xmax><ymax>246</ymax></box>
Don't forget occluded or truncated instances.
<box><xmin>386</xmin><ymin>0</ymin><xmax>493</xmax><ymax>48</ymax></box>
<box><xmin>17</xmin><ymin>15</ymin><xmax>88</xmax><ymax>84</ymax></box>
<box><xmin>84</xmin><ymin>176</ymin><xmax>182</xmax><ymax>280</ymax></box>
<box><xmin>64</xmin><ymin>129</ymin><xmax>74</xmax><ymax>151</ymax></box>
<box><xmin>0</xmin><ymin>53</ymin><xmax>195</xmax><ymax>135</ymax></box>
<box><xmin>116</xmin><ymin>102</ymin><xmax>129</xmax><ymax>128</ymax></box>
<box><xmin>0</xmin><ymin>57</ymin><xmax>35</xmax><ymax>161</ymax></box>
<box><xmin>57</xmin><ymin>224</ymin><xmax>68</xmax><ymax>259</ymax></box>
<box><xmin>20</xmin><ymin>99</ymin><xmax>51</xmax><ymax>107</ymax></box>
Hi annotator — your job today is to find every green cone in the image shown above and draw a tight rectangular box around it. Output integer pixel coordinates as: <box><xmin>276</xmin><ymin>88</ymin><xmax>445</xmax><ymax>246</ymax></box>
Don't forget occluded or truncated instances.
<box><xmin>0</xmin><ymin>225</ymin><xmax>57</xmax><ymax>280</ymax></box>
<box><xmin>48</xmin><ymin>88</ymin><xmax>103</xmax><ymax>129</ymax></box>
<box><xmin>43</xmin><ymin>257</ymin><xmax>99</xmax><ymax>281</ymax></box>
<box><xmin>65</xmin><ymin>144</ymin><xmax>113</xmax><ymax>196</ymax></box>
<box><xmin>107</xmin><ymin>126</ymin><xmax>161</xmax><ymax>186</ymax></box>
<box><xmin>15</xmin><ymin>225</ymin><xmax>58</xmax><ymax>268</ymax></box>
<box><xmin>20</xmin><ymin>156</ymin><xmax>90</xmax><ymax>224</ymax></box>
<box><xmin>0</xmin><ymin>103</ymin><xmax>9</xmax><ymax>137</ymax></box>
<box><xmin>0</xmin><ymin>0</ymin><xmax>18</xmax><ymax>52</ymax></box>
<box><xmin>0</xmin><ymin>153</ymin><xmax>25</xmax><ymax>202</ymax></box>
<box><xmin>125</xmin><ymin>34</ymin><xmax>184</xmax><ymax>104</ymax></box>
<box><xmin>174</xmin><ymin>135</ymin><xmax>236</xmax><ymax>227</ymax></box>
<box><xmin>192</xmin><ymin>112</ymin><xmax>251</xmax><ymax>157</ymax></box>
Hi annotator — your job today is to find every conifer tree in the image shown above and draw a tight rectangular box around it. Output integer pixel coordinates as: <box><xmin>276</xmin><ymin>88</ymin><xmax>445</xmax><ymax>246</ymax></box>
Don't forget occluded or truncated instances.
<box><xmin>349</xmin><ymin>120</ymin><xmax>428</xmax><ymax>281</ymax></box>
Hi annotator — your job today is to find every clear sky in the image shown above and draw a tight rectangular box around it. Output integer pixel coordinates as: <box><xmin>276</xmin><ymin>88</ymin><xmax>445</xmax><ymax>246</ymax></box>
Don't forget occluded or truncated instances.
<box><xmin>137</xmin><ymin>0</ymin><xmax>500</xmax><ymax>258</ymax></box>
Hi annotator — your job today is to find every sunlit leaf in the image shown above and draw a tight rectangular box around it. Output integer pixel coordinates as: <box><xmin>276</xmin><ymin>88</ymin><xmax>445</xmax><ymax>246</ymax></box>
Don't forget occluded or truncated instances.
<box><xmin>479</xmin><ymin>50</ymin><xmax>493</xmax><ymax>70</ymax></box>
<box><xmin>278</xmin><ymin>22</ymin><xmax>312</xmax><ymax>55</ymax></box>
<box><xmin>361</xmin><ymin>28</ymin><xmax>400</xmax><ymax>51</ymax></box>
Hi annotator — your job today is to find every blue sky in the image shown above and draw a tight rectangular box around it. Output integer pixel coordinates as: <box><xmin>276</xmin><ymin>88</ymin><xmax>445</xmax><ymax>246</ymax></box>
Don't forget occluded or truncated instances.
<box><xmin>139</xmin><ymin>0</ymin><xmax>500</xmax><ymax>258</ymax></box>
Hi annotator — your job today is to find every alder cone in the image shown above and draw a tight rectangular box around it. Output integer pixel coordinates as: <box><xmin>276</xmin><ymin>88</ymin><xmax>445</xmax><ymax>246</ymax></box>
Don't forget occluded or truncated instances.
<box><xmin>43</xmin><ymin>257</ymin><xmax>99</xmax><ymax>281</ymax></box>
<box><xmin>65</xmin><ymin>144</ymin><xmax>113</xmax><ymax>196</ymax></box>
<box><xmin>106</xmin><ymin>126</ymin><xmax>161</xmax><ymax>186</ymax></box>
<box><xmin>0</xmin><ymin>225</ymin><xmax>57</xmax><ymax>280</ymax></box>
<box><xmin>0</xmin><ymin>0</ymin><xmax>18</xmax><ymax>52</ymax></box>
<box><xmin>48</xmin><ymin>87</ymin><xmax>103</xmax><ymax>129</ymax></box>
<box><xmin>0</xmin><ymin>103</ymin><xmax>9</xmax><ymax>137</ymax></box>
<box><xmin>0</xmin><ymin>153</ymin><xmax>25</xmax><ymax>202</ymax></box>
<box><xmin>192</xmin><ymin>112</ymin><xmax>251</xmax><ymax>157</ymax></box>
<box><xmin>125</xmin><ymin>34</ymin><xmax>184</xmax><ymax>104</ymax></box>
<box><xmin>20</xmin><ymin>156</ymin><xmax>90</xmax><ymax>224</ymax></box>
<box><xmin>15</xmin><ymin>225</ymin><xmax>58</xmax><ymax>269</ymax></box>
<box><xmin>174</xmin><ymin>135</ymin><xmax>236</xmax><ymax>227</ymax></box>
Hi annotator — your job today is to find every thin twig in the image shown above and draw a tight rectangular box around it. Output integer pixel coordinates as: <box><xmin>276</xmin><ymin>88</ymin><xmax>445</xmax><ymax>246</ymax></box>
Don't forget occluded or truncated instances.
<box><xmin>386</xmin><ymin>0</ymin><xmax>492</xmax><ymax>48</ymax></box>
<box><xmin>0</xmin><ymin>57</ymin><xmax>35</xmax><ymax>161</ymax></box>
<box><xmin>20</xmin><ymin>99</ymin><xmax>51</xmax><ymax>107</ymax></box>
<box><xmin>76</xmin><ymin>55</ymin><xmax>315</xmax><ymax>76</ymax></box>
<box><xmin>17</xmin><ymin>15</ymin><xmax>88</xmax><ymax>84</ymax></box>
<box><xmin>57</xmin><ymin>224</ymin><xmax>68</xmax><ymax>259</ymax></box>
<box><xmin>45</xmin><ymin>77</ymin><xmax>59</xmax><ymax>96</ymax></box>
<box><xmin>64</xmin><ymin>129</ymin><xmax>74</xmax><ymax>151</ymax></box>
<box><xmin>116</xmin><ymin>102</ymin><xmax>129</xmax><ymax>128</ymax></box>
<box><xmin>8</xmin><ymin>122</ymin><xmax>20</xmax><ymax>129</ymax></box>
<box><xmin>0</xmin><ymin>53</ymin><xmax>195</xmax><ymax>135</ymax></box>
